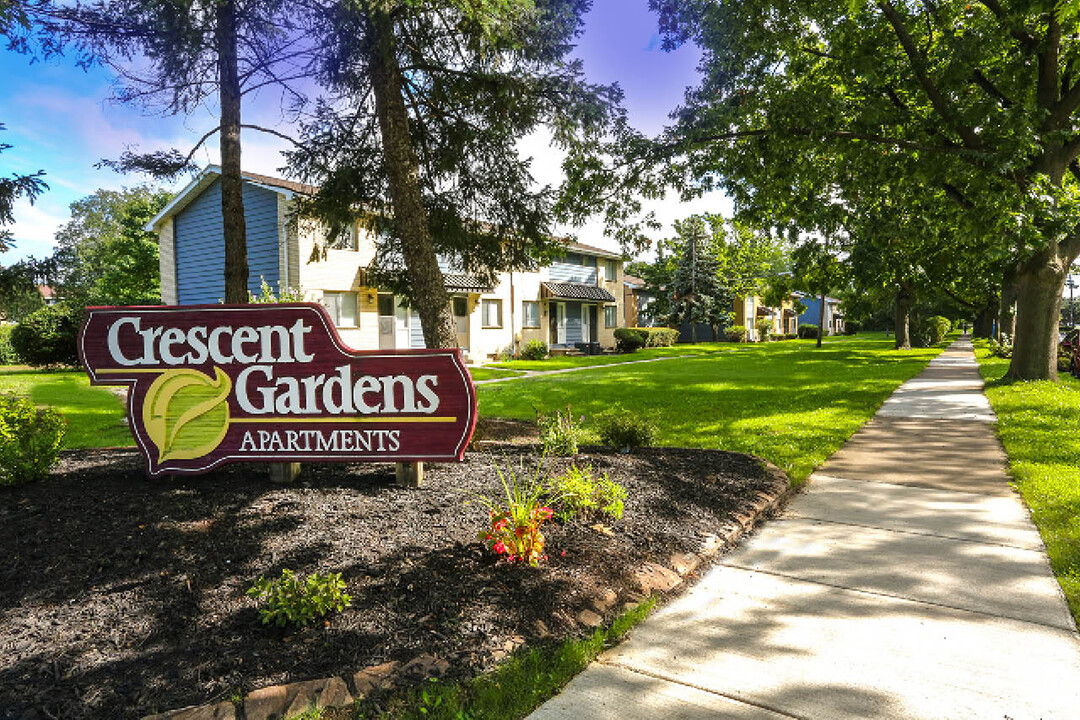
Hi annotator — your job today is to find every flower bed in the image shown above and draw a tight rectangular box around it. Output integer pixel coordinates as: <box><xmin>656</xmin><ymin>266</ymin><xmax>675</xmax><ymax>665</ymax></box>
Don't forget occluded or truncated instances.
<box><xmin>0</xmin><ymin>439</ymin><xmax>786</xmax><ymax>718</ymax></box>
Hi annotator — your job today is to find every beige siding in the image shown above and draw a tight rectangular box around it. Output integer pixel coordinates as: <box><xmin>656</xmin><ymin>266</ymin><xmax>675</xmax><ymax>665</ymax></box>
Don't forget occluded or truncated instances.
<box><xmin>158</xmin><ymin>218</ymin><xmax>177</xmax><ymax>304</ymax></box>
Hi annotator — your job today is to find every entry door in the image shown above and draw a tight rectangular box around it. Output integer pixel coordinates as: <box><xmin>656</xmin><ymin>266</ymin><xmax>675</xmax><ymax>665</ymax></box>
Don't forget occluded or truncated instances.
<box><xmin>453</xmin><ymin>296</ymin><xmax>469</xmax><ymax>350</ymax></box>
<box><xmin>581</xmin><ymin>304</ymin><xmax>591</xmax><ymax>344</ymax></box>
<box><xmin>556</xmin><ymin>302</ymin><xmax>567</xmax><ymax>344</ymax></box>
<box><xmin>378</xmin><ymin>294</ymin><xmax>395</xmax><ymax>350</ymax></box>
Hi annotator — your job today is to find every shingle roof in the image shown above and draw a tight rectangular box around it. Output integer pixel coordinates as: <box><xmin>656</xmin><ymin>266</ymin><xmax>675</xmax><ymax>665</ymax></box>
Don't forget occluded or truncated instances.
<box><xmin>443</xmin><ymin>274</ymin><xmax>493</xmax><ymax>293</ymax></box>
<box><xmin>541</xmin><ymin>282</ymin><xmax>616</xmax><ymax>302</ymax></box>
<box><xmin>565</xmin><ymin>240</ymin><xmax>623</xmax><ymax>260</ymax></box>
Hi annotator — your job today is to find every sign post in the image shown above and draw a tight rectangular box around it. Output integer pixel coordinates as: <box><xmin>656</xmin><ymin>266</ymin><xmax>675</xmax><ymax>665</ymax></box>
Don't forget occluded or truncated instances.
<box><xmin>79</xmin><ymin>303</ymin><xmax>477</xmax><ymax>478</ymax></box>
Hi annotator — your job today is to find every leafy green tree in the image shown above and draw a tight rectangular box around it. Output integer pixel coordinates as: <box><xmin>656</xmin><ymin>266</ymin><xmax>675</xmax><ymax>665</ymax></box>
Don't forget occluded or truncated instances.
<box><xmin>287</xmin><ymin>0</ymin><xmax>621</xmax><ymax>349</ymax></box>
<box><xmin>0</xmin><ymin>259</ymin><xmax>44</xmax><ymax>322</ymax></box>
<box><xmin>649</xmin><ymin>0</ymin><xmax>1080</xmax><ymax>379</ymax></box>
<box><xmin>52</xmin><ymin>186</ymin><xmax>172</xmax><ymax>306</ymax></box>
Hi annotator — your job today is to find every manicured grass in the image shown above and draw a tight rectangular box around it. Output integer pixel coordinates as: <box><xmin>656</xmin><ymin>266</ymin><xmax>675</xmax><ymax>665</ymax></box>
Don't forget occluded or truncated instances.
<box><xmin>0</xmin><ymin>366</ymin><xmax>133</xmax><ymax>449</ymax></box>
<box><xmin>468</xmin><ymin>367</ymin><xmax>525</xmax><ymax>381</ymax></box>
<box><xmin>366</xmin><ymin>597</ymin><xmax>657</xmax><ymax>719</ymax></box>
<box><xmin>973</xmin><ymin>345</ymin><xmax>1080</xmax><ymax>625</ymax></box>
<box><xmin>478</xmin><ymin>336</ymin><xmax>943</xmax><ymax>483</ymax></box>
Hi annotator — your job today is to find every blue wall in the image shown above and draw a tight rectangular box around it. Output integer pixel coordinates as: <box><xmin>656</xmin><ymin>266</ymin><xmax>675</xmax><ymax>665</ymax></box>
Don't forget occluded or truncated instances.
<box><xmin>798</xmin><ymin>297</ymin><xmax>824</xmax><ymax>328</ymax></box>
<box><xmin>175</xmin><ymin>178</ymin><xmax>280</xmax><ymax>304</ymax></box>
<box><xmin>550</xmin><ymin>253</ymin><xmax>597</xmax><ymax>285</ymax></box>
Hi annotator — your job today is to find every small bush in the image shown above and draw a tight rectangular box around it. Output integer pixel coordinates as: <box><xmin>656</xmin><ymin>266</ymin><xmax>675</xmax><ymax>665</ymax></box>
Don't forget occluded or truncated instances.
<box><xmin>548</xmin><ymin>464</ymin><xmax>627</xmax><ymax>522</ymax></box>
<box><xmin>637</xmin><ymin>327</ymin><xmax>679</xmax><ymax>347</ymax></box>
<box><xmin>249</xmin><ymin>277</ymin><xmax>306</xmax><ymax>303</ymax></box>
<box><xmin>247</xmin><ymin>569</ymin><xmax>352</xmax><ymax>627</ymax></box>
<box><xmin>989</xmin><ymin>334</ymin><xmax>1013</xmax><ymax>358</ymax></box>
<box><xmin>536</xmin><ymin>405</ymin><xmax>584</xmax><ymax>456</ymax></box>
<box><xmin>925</xmin><ymin>315</ymin><xmax>951</xmax><ymax>345</ymax></box>
<box><xmin>475</xmin><ymin>461</ymin><xmax>553</xmax><ymax>566</ymax></box>
<box><xmin>843</xmin><ymin>320</ymin><xmax>861</xmax><ymax>335</ymax></box>
<box><xmin>613</xmin><ymin>327</ymin><xmax>646</xmax><ymax>353</ymax></box>
<box><xmin>798</xmin><ymin>324</ymin><xmax>820</xmax><ymax>340</ymax></box>
<box><xmin>0</xmin><ymin>324</ymin><xmax>21</xmax><ymax>364</ymax></box>
<box><xmin>0</xmin><ymin>395</ymin><xmax>66</xmax><ymax>485</ymax></box>
<box><xmin>520</xmin><ymin>340</ymin><xmax>548</xmax><ymax>361</ymax></box>
<box><xmin>724</xmin><ymin>325</ymin><xmax>747</xmax><ymax>342</ymax></box>
<box><xmin>596</xmin><ymin>407</ymin><xmax>656</xmax><ymax>450</ymax></box>
<box><xmin>754</xmin><ymin>317</ymin><xmax>773</xmax><ymax>342</ymax></box>
<box><xmin>782</xmin><ymin>333</ymin><xmax>798</xmax><ymax>340</ymax></box>
<box><xmin>11</xmin><ymin>303</ymin><xmax>82</xmax><ymax>367</ymax></box>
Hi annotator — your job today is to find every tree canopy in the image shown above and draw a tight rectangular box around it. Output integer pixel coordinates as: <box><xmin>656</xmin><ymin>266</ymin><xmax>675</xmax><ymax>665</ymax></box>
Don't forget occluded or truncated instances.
<box><xmin>642</xmin><ymin>0</ymin><xmax>1080</xmax><ymax>378</ymax></box>
<box><xmin>286</xmin><ymin>0</ymin><xmax>622</xmax><ymax>348</ymax></box>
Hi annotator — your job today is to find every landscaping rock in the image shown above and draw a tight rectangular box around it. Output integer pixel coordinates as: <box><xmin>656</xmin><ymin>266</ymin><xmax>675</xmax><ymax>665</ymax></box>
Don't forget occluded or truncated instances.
<box><xmin>352</xmin><ymin>660</ymin><xmax>400</xmax><ymax>697</ymax></box>
<box><xmin>575</xmin><ymin>609</ymin><xmax>603</xmax><ymax>627</ymax></box>
<box><xmin>245</xmin><ymin>677</ymin><xmax>354</xmax><ymax>720</ymax></box>
<box><xmin>633</xmin><ymin>562</ymin><xmax>683</xmax><ymax>595</ymax></box>
<box><xmin>590</xmin><ymin>588</ymin><xmax>618</xmax><ymax>614</ymax></box>
<box><xmin>668</xmin><ymin>553</ymin><xmax>701</xmax><ymax>576</ymax></box>
<box><xmin>400</xmin><ymin>654</ymin><xmax>450</xmax><ymax>680</ymax></box>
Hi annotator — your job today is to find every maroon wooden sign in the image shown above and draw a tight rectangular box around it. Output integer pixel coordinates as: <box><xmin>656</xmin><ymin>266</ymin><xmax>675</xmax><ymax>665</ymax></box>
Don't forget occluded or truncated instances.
<box><xmin>79</xmin><ymin>303</ymin><xmax>477</xmax><ymax>476</ymax></box>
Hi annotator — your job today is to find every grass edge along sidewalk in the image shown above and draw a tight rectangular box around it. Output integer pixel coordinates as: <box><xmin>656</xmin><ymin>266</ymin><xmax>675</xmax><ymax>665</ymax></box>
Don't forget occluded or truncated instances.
<box><xmin>973</xmin><ymin>343</ymin><xmax>1080</xmax><ymax>626</ymax></box>
<box><xmin>478</xmin><ymin>335</ymin><xmax>948</xmax><ymax>484</ymax></box>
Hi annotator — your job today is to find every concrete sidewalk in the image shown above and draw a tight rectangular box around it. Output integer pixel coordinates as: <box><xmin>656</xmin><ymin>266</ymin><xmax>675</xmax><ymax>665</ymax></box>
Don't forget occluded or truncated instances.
<box><xmin>529</xmin><ymin>337</ymin><xmax>1080</xmax><ymax>719</ymax></box>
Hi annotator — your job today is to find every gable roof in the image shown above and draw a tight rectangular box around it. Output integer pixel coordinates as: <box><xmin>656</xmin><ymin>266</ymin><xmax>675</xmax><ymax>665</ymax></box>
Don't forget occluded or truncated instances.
<box><xmin>144</xmin><ymin>165</ymin><xmax>316</xmax><ymax>232</ymax></box>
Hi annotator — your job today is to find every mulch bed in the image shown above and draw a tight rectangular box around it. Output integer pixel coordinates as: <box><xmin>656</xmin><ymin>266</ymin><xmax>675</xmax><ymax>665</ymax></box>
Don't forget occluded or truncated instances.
<box><xmin>0</xmin><ymin>421</ymin><xmax>786</xmax><ymax>719</ymax></box>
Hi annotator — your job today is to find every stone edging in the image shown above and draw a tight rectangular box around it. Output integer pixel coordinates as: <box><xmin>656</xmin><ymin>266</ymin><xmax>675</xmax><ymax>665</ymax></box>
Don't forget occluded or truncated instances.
<box><xmin>144</xmin><ymin>464</ymin><xmax>796</xmax><ymax>720</ymax></box>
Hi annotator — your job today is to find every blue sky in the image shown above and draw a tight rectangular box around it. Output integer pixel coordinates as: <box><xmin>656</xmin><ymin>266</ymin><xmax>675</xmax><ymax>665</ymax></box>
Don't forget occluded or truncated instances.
<box><xmin>0</xmin><ymin>0</ymin><xmax>727</xmax><ymax>264</ymax></box>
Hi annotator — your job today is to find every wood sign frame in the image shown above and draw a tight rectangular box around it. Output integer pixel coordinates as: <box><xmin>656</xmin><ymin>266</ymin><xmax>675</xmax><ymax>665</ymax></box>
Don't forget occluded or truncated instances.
<box><xmin>78</xmin><ymin>303</ymin><xmax>477</xmax><ymax>477</ymax></box>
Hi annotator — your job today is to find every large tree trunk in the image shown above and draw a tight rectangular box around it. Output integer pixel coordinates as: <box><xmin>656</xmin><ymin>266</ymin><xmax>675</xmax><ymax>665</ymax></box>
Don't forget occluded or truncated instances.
<box><xmin>998</xmin><ymin>269</ymin><xmax>1017</xmax><ymax>341</ymax></box>
<box><xmin>894</xmin><ymin>283</ymin><xmax>914</xmax><ymax>350</ymax></box>
<box><xmin>973</xmin><ymin>302</ymin><xmax>997</xmax><ymax>338</ymax></box>
<box><xmin>216</xmin><ymin>0</ymin><xmax>248</xmax><ymax>304</ymax></box>
<box><xmin>1008</xmin><ymin>247</ymin><xmax>1068</xmax><ymax>380</ymax></box>
<box><xmin>368</xmin><ymin>7</ymin><xmax>456</xmax><ymax>349</ymax></box>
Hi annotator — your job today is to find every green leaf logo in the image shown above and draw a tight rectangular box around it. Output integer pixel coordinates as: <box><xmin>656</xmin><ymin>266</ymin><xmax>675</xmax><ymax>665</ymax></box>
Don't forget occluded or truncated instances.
<box><xmin>142</xmin><ymin>367</ymin><xmax>232</xmax><ymax>463</ymax></box>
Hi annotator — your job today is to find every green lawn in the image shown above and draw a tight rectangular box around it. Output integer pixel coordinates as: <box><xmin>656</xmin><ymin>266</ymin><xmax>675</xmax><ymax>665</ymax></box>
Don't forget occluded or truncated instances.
<box><xmin>0</xmin><ymin>367</ymin><xmax>133</xmax><ymax>449</ymax></box>
<box><xmin>468</xmin><ymin>367</ymin><xmax>525</xmax><ymax>381</ymax></box>
<box><xmin>478</xmin><ymin>335</ymin><xmax>943</xmax><ymax>483</ymax></box>
<box><xmin>973</xmin><ymin>346</ymin><xmax>1080</xmax><ymax>625</ymax></box>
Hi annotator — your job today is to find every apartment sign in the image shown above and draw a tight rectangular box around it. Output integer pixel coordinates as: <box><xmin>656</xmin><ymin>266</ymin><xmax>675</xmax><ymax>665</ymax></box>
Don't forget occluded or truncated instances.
<box><xmin>79</xmin><ymin>304</ymin><xmax>477</xmax><ymax>476</ymax></box>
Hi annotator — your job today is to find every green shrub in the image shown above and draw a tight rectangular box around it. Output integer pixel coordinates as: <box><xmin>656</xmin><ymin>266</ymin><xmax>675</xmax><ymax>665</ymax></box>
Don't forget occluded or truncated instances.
<box><xmin>989</xmin><ymin>334</ymin><xmax>1013</xmax><ymax>358</ymax></box>
<box><xmin>548</xmin><ymin>464</ymin><xmax>627</xmax><ymax>521</ymax></box>
<box><xmin>926</xmin><ymin>315</ymin><xmax>951</xmax><ymax>344</ymax></box>
<box><xmin>798</xmin><ymin>324</ymin><xmax>820</xmax><ymax>340</ymax></box>
<box><xmin>843</xmin><ymin>320</ymin><xmax>861</xmax><ymax>335</ymax></box>
<box><xmin>724</xmin><ymin>325</ymin><xmax>747</xmax><ymax>342</ymax></box>
<box><xmin>754</xmin><ymin>317</ymin><xmax>773</xmax><ymax>342</ymax></box>
<box><xmin>596</xmin><ymin>407</ymin><xmax>656</xmax><ymax>450</ymax></box>
<box><xmin>637</xmin><ymin>327</ymin><xmax>679</xmax><ymax>347</ymax></box>
<box><xmin>11</xmin><ymin>303</ymin><xmax>82</xmax><ymax>367</ymax></box>
<box><xmin>520</xmin><ymin>340</ymin><xmax>548</xmax><ymax>361</ymax></box>
<box><xmin>0</xmin><ymin>324</ymin><xmax>21</xmax><ymax>364</ymax></box>
<box><xmin>781</xmin><ymin>333</ymin><xmax>798</xmax><ymax>340</ymax></box>
<box><xmin>247</xmin><ymin>569</ymin><xmax>352</xmax><ymax>627</ymax></box>
<box><xmin>0</xmin><ymin>394</ymin><xmax>66</xmax><ymax>485</ymax></box>
<box><xmin>536</xmin><ymin>405</ymin><xmax>584</xmax><ymax>456</ymax></box>
<box><xmin>614</xmin><ymin>327</ymin><xmax>646</xmax><ymax>353</ymax></box>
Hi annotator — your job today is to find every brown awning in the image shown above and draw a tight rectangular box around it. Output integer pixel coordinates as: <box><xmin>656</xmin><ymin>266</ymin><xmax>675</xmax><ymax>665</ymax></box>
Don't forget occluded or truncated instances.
<box><xmin>541</xmin><ymin>282</ymin><xmax>616</xmax><ymax>302</ymax></box>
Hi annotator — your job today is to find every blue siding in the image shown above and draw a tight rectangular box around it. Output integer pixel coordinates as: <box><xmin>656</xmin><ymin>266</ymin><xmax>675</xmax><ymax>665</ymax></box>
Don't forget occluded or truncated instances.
<box><xmin>798</xmin><ymin>298</ymin><xmax>823</xmax><ymax>327</ymax></box>
<box><xmin>410</xmin><ymin>309</ymin><xmax>425</xmax><ymax>348</ymax></box>
<box><xmin>564</xmin><ymin>302</ymin><xmax>583</xmax><ymax>344</ymax></box>
<box><xmin>174</xmin><ymin>178</ymin><xmax>280</xmax><ymax>304</ymax></box>
<box><xmin>550</xmin><ymin>253</ymin><xmax>597</xmax><ymax>285</ymax></box>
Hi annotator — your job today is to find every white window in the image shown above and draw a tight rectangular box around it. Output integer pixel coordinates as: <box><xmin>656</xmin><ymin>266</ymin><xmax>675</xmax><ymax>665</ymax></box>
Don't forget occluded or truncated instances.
<box><xmin>605</xmin><ymin>305</ymin><xmax>618</xmax><ymax>328</ymax></box>
<box><xmin>605</xmin><ymin>259</ymin><xmax>618</xmax><ymax>281</ymax></box>
<box><xmin>329</xmin><ymin>221</ymin><xmax>358</xmax><ymax>251</ymax></box>
<box><xmin>522</xmin><ymin>301</ymin><xmax>540</xmax><ymax>328</ymax></box>
<box><xmin>322</xmin><ymin>291</ymin><xmax>358</xmax><ymax>327</ymax></box>
<box><xmin>482</xmin><ymin>299</ymin><xmax>503</xmax><ymax>328</ymax></box>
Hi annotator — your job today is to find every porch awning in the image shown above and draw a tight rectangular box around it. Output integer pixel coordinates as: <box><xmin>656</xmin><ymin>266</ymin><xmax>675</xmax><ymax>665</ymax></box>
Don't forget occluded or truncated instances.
<box><xmin>541</xmin><ymin>282</ymin><xmax>616</xmax><ymax>302</ymax></box>
<box><xmin>444</xmin><ymin>274</ymin><xmax>493</xmax><ymax>293</ymax></box>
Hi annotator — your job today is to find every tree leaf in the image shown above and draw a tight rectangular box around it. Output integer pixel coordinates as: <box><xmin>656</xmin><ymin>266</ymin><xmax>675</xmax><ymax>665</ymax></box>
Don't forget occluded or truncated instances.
<box><xmin>142</xmin><ymin>367</ymin><xmax>232</xmax><ymax>463</ymax></box>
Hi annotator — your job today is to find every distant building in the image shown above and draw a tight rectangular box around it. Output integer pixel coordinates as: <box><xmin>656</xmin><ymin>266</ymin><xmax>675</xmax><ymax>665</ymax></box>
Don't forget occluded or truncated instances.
<box><xmin>622</xmin><ymin>274</ymin><xmax>659</xmax><ymax>327</ymax></box>
<box><xmin>795</xmin><ymin>293</ymin><xmax>844</xmax><ymax>335</ymax></box>
<box><xmin>146</xmin><ymin>165</ymin><xmax>626</xmax><ymax>360</ymax></box>
<box><xmin>37</xmin><ymin>285</ymin><xmax>58</xmax><ymax>306</ymax></box>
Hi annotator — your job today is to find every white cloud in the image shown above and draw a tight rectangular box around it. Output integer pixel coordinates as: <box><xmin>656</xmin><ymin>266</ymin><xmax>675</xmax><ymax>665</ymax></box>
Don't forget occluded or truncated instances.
<box><xmin>4</xmin><ymin>197</ymin><xmax>70</xmax><ymax>261</ymax></box>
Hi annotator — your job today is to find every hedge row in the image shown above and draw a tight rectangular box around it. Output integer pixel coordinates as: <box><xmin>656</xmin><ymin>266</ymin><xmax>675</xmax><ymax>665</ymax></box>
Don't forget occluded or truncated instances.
<box><xmin>613</xmin><ymin>327</ymin><xmax>679</xmax><ymax>352</ymax></box>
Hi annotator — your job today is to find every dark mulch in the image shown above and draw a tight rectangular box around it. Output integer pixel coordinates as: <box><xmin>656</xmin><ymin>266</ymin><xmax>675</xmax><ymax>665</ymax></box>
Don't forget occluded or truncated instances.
<box><xmin>0</xmin><ymin>424</ymin><xmax>784</xmax><ymax>720</ymax></box>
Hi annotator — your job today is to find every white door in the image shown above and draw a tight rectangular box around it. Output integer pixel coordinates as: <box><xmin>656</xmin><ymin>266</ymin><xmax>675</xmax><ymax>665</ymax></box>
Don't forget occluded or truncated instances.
<box><xmin>396</xmin><ymin>299</ymin><xmax>411</xmax><ymax>348</ymax></box>
<box><xmin>557</xmin><ymin>302</ymin><xmax>567</xmax><ymax>345</ymax></box>
<box><xmin>378</xmin><ymin>294</ymin><xmax>395</xmax><ymax>350</ymax></box>
<box><xmin>453</xmin><ymin>296</ymin><xmax>469</xmax><ymax>350</ymax></box>
<box><xmin>581</xmin><ymin>304</ymin><xmax>591</xmax><ymax>344</ymax></box>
